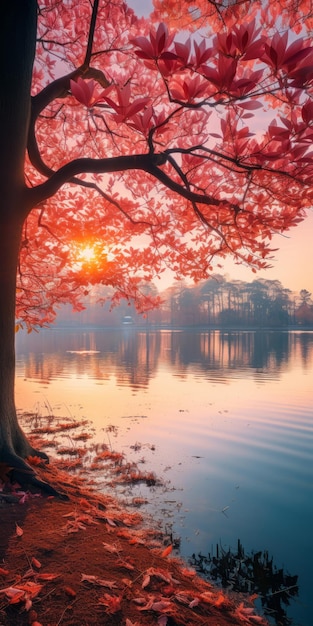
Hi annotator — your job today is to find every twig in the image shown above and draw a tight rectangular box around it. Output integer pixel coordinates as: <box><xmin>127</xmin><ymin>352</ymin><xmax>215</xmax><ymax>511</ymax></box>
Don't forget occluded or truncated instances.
<box><xmin>56</xmin><ymin>597</ymin><xmax>78</xmax><ymax>625</ymax></box>
<box><xmin>268</xmin><ymin>584</ymin><xmax>298</xmax><ymax>597</ymax></box>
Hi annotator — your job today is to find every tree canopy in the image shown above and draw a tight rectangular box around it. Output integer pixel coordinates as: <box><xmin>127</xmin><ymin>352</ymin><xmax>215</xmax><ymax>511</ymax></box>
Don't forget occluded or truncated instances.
<box><xmin>17</xmin><ymin>0</ymin><xmax>313</xmax><ymax>328</ymax></box>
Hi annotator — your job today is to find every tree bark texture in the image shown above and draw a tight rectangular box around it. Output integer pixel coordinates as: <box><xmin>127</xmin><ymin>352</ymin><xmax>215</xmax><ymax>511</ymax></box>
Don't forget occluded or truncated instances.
<box><xmin>0</xmin><ymin>1</ymin><xmax>38</xmax><ymax>463</ymax></box>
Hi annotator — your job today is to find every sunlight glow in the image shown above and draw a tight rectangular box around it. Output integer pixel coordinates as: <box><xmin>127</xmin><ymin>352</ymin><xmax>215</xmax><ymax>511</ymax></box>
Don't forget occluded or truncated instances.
<box><xmin>69</xmin><ymin>240</ymin><xmax>104</xmax><ymax>270</ymax></box>
<box><xmin>78</xmin><ymin>245</ymin><xmax>96</xmax><ymax>262</ymax></box>
<box><xmin>68</xmin><ymin>239</ymin><xmax>115</xmax><ymax>278</ymax></box>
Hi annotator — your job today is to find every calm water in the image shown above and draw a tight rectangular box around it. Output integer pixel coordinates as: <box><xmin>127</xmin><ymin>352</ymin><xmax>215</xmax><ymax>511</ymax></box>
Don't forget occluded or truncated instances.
<box><xmin>15</xmin><ymin>329</ymin><xmax>313</xmax><ymax>626</ymax></box>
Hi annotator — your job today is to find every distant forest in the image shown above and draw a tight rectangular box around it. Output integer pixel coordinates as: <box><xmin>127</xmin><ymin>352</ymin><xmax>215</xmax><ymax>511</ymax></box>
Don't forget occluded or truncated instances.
<box><xmin>56</xmin><ymin>276</ymin><xmax>313</xmax><ymax>328</ymax></box>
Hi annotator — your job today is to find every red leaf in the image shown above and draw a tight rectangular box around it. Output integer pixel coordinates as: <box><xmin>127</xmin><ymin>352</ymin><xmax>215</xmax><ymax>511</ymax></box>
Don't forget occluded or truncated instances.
<box><xmin>0</xmin><ymin>568</ymin><xmax>9</xmax><ymax>576</ymax></box>
<box><xmin>238</xmin><ymin>100</ymin><xmax>263</xmax><ymax>110</ymax></box>
<box><xmin>63</xmin><ymin>586</ymin><xmax>77</xmax><ymax>597</ymax></box>
<box><xmin>161</xmin><ymin>544</ymin><xmax>173</xmax><ymax>558</ymax></box>
<box><xmin>15</xmin><ymin>523</ymin><xmax>23</xmax><ymax>537</ymax></box>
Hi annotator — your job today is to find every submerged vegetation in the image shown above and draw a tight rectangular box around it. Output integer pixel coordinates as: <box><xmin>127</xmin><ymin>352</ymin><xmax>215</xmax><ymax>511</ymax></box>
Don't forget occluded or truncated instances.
<box><xmin>0</xmin><ymin>413</ymin><xmax>270</xmax><ymax>626</ymax></box>
<box><xmin>1</xmin><ymin>411</ymin><xmax>301</xmax><ymax>625</ymax></box>
<box><xmin>191</xmin><ymin>540</ymin><xmax>299</xmax><ymax>626</ymax></box>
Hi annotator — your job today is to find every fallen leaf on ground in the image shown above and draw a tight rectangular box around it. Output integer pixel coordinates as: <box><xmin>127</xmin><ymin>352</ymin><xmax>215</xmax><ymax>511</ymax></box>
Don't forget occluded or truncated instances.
<box><xmin>161</xmin><ymin>545</ymin><xmax>173</xmax><ymax>558</ymax></box>
<box><xmin>0</xmin><ymin>581</ymin><xmax>43</xmax><ymax>608</ymax></box>
<box><xmin>144</xmin><ymin>567</ymin><xmax>177</xmax><ymax>585</ymax></box>
<box><xmin>37</xmin><ymin>573</ymin><xmax>59</xmax><ymax>581</ymax></box>
<box><xmin>117</xmin><ymin>558</ymin><xmax>135</xmax><ymax>571</ymax></box>
<box><xmin>63</xmin><ymin>585</ymin><xmax>77</xmax><ymax>597</ymax></box>
<box><xmin>98</xmin><ymin>592</ymin><xmax>122</xmax><ymax>614</ymax></box>
<box><xmin>81</xmin><ymin>574</ymin><xmax>118</xmax><ymax>589</ymax></box>
<box><xmin>27</xmin><ymin>456</ymin><xmax>44</xmax><ymax>466</ymax></box>
<box><xmin>15</xmin><ymin>523</ymin><xmax>23</xmax><ymax>537</ymax></box>
<box><xmin>0</xmin><ymin>568</ymin><xmax>9</xmax><ymax>576</ymax></box>
<box><xmin>102</xmin><ymin>541</ymin><xmax>119</xmax><ymax>554</ymax></box>
<box><xmin>138</xmin><ymin>597</ymin><xmax>174</xmax><ymax>612</ymax></box>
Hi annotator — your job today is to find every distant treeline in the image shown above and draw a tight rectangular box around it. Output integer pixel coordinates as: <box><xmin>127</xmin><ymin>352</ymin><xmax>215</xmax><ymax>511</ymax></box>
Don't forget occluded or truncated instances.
<box><xmin>55</xmin><ymin>276</ymin><xmax>313</xmax><ymax>328</ymax></box>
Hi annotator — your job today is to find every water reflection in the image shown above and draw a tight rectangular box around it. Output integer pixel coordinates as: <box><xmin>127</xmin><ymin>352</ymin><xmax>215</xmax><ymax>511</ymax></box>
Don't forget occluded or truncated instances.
<box><xmin>191</xmin><ymin>539</ymin><xmax>299</xmax><ymax>626</ymax></box>
<box><xmin>16</xmin><ymin>329</ymin><xmax>313</xmax><ymax>387</ymax></box>
<box><xmin>15</xmin><ymin>329</ymin><xmax>313</xmax><ymax>626</ymax></box>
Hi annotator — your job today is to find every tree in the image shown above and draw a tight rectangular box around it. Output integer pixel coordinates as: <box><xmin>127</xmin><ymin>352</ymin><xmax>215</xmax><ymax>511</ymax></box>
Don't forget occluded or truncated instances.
<box><xmin>1</xmin><ymin>0</ymin><xmax>313</xmax><ymax>493</ymax></box>
<box><xmin>200</xmin><ymin>276</ymin><xmax>225</xmax><ymax>324</ymax></box>
<box><xmin>296</xmin><ymin>288</ymin><xmax>313</xmax><ymax>324</ymax></box>
<box><xmin>299</xmin><ymin>288</ymin><xmax>312</xmax><ymax>304</ymax></box>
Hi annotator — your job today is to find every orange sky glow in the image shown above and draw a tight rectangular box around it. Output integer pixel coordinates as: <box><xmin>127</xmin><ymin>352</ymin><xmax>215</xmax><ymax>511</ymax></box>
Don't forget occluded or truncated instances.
<box><xmin>218</xmin><ymin>209</ymin><xmax>313</xmax><ymax>295</ymax></box>
<box><xmin>53</xmin><ymin>2</ymin><xmax>313</xmax><ymax>301</ymax></box>
<box><xmin>124</xmin><ymin>0</ymin><xmax>313</xmax><ymax>297</ymax></box>
<box><xmin>123</xmin><ymin>0</ymin><xmax>313</xmax><ymax>294</ymax></box>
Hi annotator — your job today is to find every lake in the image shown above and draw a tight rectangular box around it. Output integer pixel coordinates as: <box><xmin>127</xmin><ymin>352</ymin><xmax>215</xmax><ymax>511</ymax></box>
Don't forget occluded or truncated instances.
<box><xmin>15</xmin><ymin>328</ymin><xmax>313</xmax><ymax>626</ymax></box>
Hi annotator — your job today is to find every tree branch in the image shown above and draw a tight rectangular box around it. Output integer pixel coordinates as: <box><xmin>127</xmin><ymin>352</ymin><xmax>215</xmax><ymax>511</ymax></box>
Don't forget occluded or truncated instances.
<box><xmin>28</xmin><ymin>65</ymin><xmax>110</xmax><ymax>178</ymax></box>
<box><xmin>25</xmin><ymin>154</ymin><xmax>154</xmax><ymax>208</ymax></box>
<box><xmin>84</xmin><ymin>0</ymin><xmax>99</xmax><ymax>66</ymax></box>
<box><xmin>144</xmin><ymin>161</ymin><xmax>241</xmax><ymax>213</ymax></box>
<box><xmin>24</xmin><ymin>152</ymin><xmax>242</xmax><ymax>222</ymax></box>
<box><xmin>31</xmin><ymin>0</ymin><xmax>106</xmax><ymax>122</ymax></box>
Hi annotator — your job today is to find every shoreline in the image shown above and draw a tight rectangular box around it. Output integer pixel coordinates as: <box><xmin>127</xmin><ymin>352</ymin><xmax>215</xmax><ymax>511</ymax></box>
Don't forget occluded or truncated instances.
<box><xmin>0</xmin><ymin>415</ymin><xmax>269</xmax><ymax>626</ymax></box>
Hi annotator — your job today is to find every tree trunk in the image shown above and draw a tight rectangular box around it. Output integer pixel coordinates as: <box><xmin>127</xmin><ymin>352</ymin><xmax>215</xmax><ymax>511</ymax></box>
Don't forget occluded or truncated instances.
<box><xmin>0</xmin><ymin>2</ymin><xmax>63</xmax><ymax>494</ymax></box>
<box><xmin>0</xmin><ymin>216</ymin><xmax>33</xmax><ymax>461</ymax></box>
<box><xmin>0</xmin><ymin>0</ymin><xmax>35</xmax><ymax>459</ymax></box>
<box><xmin>0</xmin><ymin>210</ymin><xmax>62</xmax><ymax>497</ymax></box>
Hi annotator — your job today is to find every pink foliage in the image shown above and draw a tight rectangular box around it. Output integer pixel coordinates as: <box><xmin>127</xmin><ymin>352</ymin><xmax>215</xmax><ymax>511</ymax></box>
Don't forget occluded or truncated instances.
<box><xmin>14</xmin><ymin>0</ymin><xmax>313</xmax><ymax>326</ymax></box>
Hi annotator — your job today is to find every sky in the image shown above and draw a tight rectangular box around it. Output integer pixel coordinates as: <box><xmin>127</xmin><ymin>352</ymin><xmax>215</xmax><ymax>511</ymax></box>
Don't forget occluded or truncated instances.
<box><xmin>218</xmin><ymin>209</ymin><xmax>313</xmax><ymax>295</ymax></box>
<box><xmin>125</xmin><ymin>0</ymin><xmax>313</xmax><ymax>296</ymax></box>
<box><xmin>158</xmin><ymin>210</ymin><xmax>313</xmax><ymax>295</ymax></box>
<box><xmin>128</xmin><ymin>0</ymin><xmax>153</xmax><ymax>16</ymax></box>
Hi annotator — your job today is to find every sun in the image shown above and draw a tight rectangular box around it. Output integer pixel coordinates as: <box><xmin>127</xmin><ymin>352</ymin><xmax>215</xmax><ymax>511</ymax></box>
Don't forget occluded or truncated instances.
<box><xmin>69</xmin><ymin>239</ymin><xmax>112</xmax><ymax>273</ymax></box>
<box><xmin>78</xmin><ymin>245</ymin><xmax>96</xmax><ymax>262</ymax></box>
<box><xmin>68</xmin><ymin>241</ymin><xmax>99</xmax><ymax>270</ymax></box>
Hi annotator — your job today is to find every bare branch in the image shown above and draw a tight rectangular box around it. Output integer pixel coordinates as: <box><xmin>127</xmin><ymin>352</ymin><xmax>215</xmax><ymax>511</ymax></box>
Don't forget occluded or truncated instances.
<box><xmin>143</xmin><ymin>160</ymin><xmax>241</xmax><ymax>213</ymax></box>
<box><xmin>24</xmin><ymin>154</ymin><xmax>154</xmax><ymax>208</ymax></box>
<box><xmin>28</xmin><ymin>66</ymin><xmax>110</xmax><ymax>175</ymax></box>
<box><xmin>84</xmin><ymin>0</ymin><xmax>99</xmax><ymax>66</ymax></box>
<box><xmin>24</xmin><ymin>152</ymin><xmax>241</xmax><ymax>220</ymax></box>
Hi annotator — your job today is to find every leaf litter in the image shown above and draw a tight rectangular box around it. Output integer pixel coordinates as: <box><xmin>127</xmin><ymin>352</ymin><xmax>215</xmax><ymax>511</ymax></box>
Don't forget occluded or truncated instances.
<box><xmin>0</xmin><ymin>412</ymin><xmax>269</xmax><ymax>625</ymax></box>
